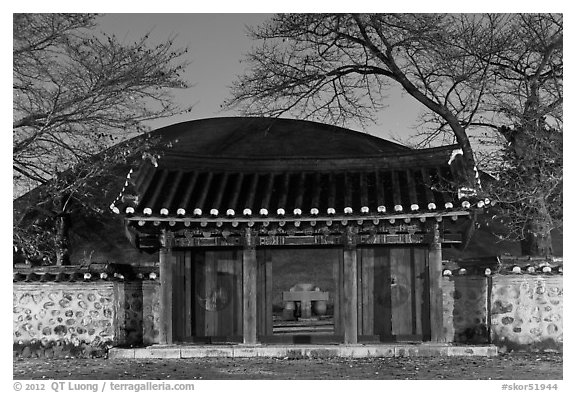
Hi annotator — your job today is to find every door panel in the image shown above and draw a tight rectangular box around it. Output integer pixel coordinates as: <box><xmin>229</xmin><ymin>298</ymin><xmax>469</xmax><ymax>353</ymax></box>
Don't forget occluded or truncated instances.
<box><xmin>390</xmin><ymin>247</ymin><xmax>413</xmax><ymax>336</ymax></box>
<box><xmin>194</xmin><ymin>250</ymin><xmax>242</xmax><ymax>338</ymax></box>
<box><xmin>172</xmin><ymin>250</ymin><xmax>243</xmax><ymax>341</ymax></box>
<box><xmin>358</xmin><ymin>246</ymin><xmax>429</xmax><ymax>341</ymax></box>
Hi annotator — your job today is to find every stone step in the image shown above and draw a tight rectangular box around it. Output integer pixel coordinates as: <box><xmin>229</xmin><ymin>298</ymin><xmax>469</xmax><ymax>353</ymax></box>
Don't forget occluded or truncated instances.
<box><xmin>109</xmin><ymin>344</ymin><xmax>498</xmax><ymax>359</ymax></box>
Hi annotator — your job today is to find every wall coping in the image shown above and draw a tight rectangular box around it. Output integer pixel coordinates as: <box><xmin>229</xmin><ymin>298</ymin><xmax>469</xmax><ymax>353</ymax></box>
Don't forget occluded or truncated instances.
<box><xmin>13</xmin><ymin>262</ymin><xmax>159</xmax><ymax>283</ymax></box>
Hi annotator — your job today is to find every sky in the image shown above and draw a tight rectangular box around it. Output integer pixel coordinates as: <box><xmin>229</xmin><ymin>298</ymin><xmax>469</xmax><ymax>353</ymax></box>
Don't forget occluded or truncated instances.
<box><xmin>94</xmin><ymin>13</ymin><xmax>425</xmax><ymax>142</ymax></box>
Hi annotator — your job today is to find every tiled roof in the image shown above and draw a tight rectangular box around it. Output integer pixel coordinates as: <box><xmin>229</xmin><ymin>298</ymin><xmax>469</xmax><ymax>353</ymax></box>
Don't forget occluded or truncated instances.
<box><xmin>108</xmin><ymin>118</ymin><xmax>487</xmax><ymax>221</ymax></box>
<box><xmin>113</xmin><ymin>155</ymin><xmax>484</xmax><ymax>221</ymax></box>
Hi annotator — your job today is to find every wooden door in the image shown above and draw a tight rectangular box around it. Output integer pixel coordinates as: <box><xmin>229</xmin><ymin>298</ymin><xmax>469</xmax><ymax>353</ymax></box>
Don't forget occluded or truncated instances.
<box><xmin>172</xmin><ymin>250</ymin><xmax>192</xmax><ymax>341</ymax></box>
<box><xmin>172</xmin><ymin>249</ymin><xmax>243</xmax><ymax>342</ymax></box>
<box><xmin>357</xmin><ymin>246</ymin><xmax>430</xmax><ymax>342</ymax></box>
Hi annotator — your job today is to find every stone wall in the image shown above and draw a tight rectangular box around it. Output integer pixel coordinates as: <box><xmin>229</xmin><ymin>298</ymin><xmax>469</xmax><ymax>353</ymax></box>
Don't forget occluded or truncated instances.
<box><xmin>13</xmin><ymin>282</ymin><xmax>116</xmax><ymax>358</ymax></box>
<box><xmin>13</xmin><ymin>280</ymin><xmax>161</xmax><ymax>358</ymax></box>
<box><xmin>441</xmin><ymin>274</ymin><xmax>563</xmax><ymax>351</ymax></box>
<box><xmin>490</xmin><ymin>275</ymin><xmax>563</xmax><ymax>352</ymax></box>
<box><xmin>14</xmin><ymin>272</ymin><xmax>562</xmax><ymax>355</ymax></box>
<box><xmin>442</xmin><ymin>276</ymin><xmax>489</xmax><ymax>343</ymax></box>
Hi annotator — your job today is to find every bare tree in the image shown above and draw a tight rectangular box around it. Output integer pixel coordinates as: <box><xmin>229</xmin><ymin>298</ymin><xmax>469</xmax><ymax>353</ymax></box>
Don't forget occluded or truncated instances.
<box><xmin>225</xmin><ymin>14</ymin><xmax>506</xmax><ymax>186</ymax></box>
<box><xmin>226</xmin><ymin>13</ymin><xmax>562</xmax><ymax>256</ymax></box>
<box><xmin>472</xmin><ymin>14</ymin><xmax>562</xmax><ymax>256</ymax></box>
<box><xmin>13</xmin><ymin>14</ymin><xmax>192</xmax><ymax>264</ymax></box>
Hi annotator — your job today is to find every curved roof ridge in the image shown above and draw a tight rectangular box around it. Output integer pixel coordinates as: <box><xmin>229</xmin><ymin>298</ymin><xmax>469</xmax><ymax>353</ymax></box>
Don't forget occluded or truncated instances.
<box><xmin>145</xmin><ymin>116</ymin><xmax>412</xmax><ymax>160</ymax></box>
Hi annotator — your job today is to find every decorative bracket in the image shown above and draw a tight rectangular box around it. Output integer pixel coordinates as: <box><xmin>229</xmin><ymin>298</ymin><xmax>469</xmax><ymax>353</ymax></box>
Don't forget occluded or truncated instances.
<box><xmin>343</xmin><ymin>226</ymin><xmax>359</xmax><ymax>250</ymax></box>
<box><xmin>426</xmin><ymin>221</ymin><xmax>441</xmax><ymax>249</ymax></box>
<box><xmin>242</xmin><ymin>227</ymin><xmax>257</xmax><ymax>250</ymax></box>
<box><xmin>159</xmin><ymin>229</ymin><xmax>174</xmax><ymax>249</ymax></box>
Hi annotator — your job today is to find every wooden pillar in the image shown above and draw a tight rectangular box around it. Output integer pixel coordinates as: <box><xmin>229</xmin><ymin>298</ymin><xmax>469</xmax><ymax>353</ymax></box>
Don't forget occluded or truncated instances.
<box><xmin>242</xmin><ymin>228</ymin><xmax>258</xmax><ymax>344</ymax></box>
<box><xmin>342</xmin><ymin>226</ymin><xmax>358</xmax><ymax>344</ymax></box>
<box><xmin>257</xmin><ymin>249</ymin><xmax>273</xmax><ymax>337</ymax></box>
<box><xmin>184</xmin><ymin>251</ymin><xmax>193</xmax><ymax>338</ymax></box>
<box><xmin>159</xmin><ymin>245</ymin><xmax>173</xmax><ymax>345</ymax></box>
<box><xmin>428</xmin><ymin>221</ymin><xmax>443</xmax><ymax>342</ymax></box>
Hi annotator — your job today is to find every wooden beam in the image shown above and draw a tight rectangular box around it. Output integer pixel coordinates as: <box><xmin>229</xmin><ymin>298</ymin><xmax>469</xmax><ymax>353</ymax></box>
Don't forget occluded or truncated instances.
<box><xmin>344</xmin><ymin>172</ymin><xmax>352</xmax><ymax>209</ymax></box>
<box><xmin>260</xmin><ymin>173</ymin><xmax>275</xmax><ymax>211</ymax></box>
<box><xmin>406</xmin><ymin>169</ymin><xmax>419</xmax><ymax>208</ymax></box>
<box><xmin>433</xmin><ymin>166</ymin><xmax>447</xmax><ymax>206</ymax></box>
<box><xmin>333</xmin><ymin>249</ymin><xmax>343</xmax><ymax>336</ymax></box>
<box><xmin>293</xmin><ymin>172</ymin><xmax>307</xmax><ymax>210</ymax></box>
<box><xmin>327</xmin><ymin>173</ymin><xmax>336</xmax><ymax>211</ymax></box>
<box><xmin>310</xmin><ymin>172</ymin><xmax>322</xmax><ymax>210</ymax></box>
<box><xmin>391</xmin><ymin>170</ymin><xmax>402</xmax><ymax>208</ymax></box>
<box><xmin>277</xmin><ymin>173</ymin><xmax>291</xmax><ymax>210</ymax></box>
<box><xmin>410</xmin><ymin>248</ymin><xmax>418</xmax><ymax>335</ymax></box>
<box><xmin>360</xmin><ymin>172</ymin><xmax>368</xmax><ymax>208</ymax></box>
<box><xmin>146</xmin><ymin>170</ymin><xmax>170</xmax><ymax>210</ymax></box>
<box><xmin>195</xmin><ymin>172</ymin><xmax>214</xmax><ymax>211</ymax></box>
<box><xmin>178</xmin><ymin>171</ymin><xmax>199</xmax><ymax>211</ymax></box>
<box><xmin>159</xmin><ymin>246</ymin><xmax>173</xmax><ymax>344</ymax></box>
<box><xmin>413</xmin><ymin>248</ymin><xmax>426</xmax><ymax>337</ymax></box>
<box><xmin>257</xmin><ymin>250</ymin><xmax>265</xmax><ymax>337</ymax></box>
<box><xmin>242</xmin><ymin>229</ymin><xmax>258</xmax><ymax>344</ymax></box>
<box><xmin>360</xmin><ymin>248</ymin><xmax>374</xmax><ymax>336</ymax></box>
<box><xmin>234</xmin><ymin>249</ymin><xmax>243</xmax><ymax>336</ymax></box>
<box><xmin>134</xmin><ymin>161</ymin><xmax>154</xmax><ymax>191</ymax></box>
<box><xmin>211</xmin><ymin>172</ymin><xmax>229</xmax><ymax>211</ymax></box>
<box><xmin>172</xmin><ymin>251</ymin><xmax>184</xmax><ymax>340</ymax></box>
<box><xmin>136</xmin><ymin>166</ymin><xmax>157</xmax><ymax>204</ymax></box>
<box><xmin>228</xmin><ymin>173</ymin><xmax>245</xmax><ymax>212</ymax></box>
<box><xmin>420</xmin><ymin>168</ymin><xmax>436</xmax><ymax>207</ymax></box>
<box><xmin>343</xmin><ymin>247</ymin><xmax>358</xmax><ymax>344</ymax></box>
<box><xmin>184</xmin><ymin>250</ymin><xmax>192</xmax><ymax>338</ymax></box>
<box><xmin>428</xmin><ymin>221</ymin><xmax>443</xmax><ymax>342</ymax></box>
<box><xmin>264</xmin><ymin>252</ymin><xmax>273</xmax><ymax>336</ymax></box>
<box><xmin>162</xmin><ymin>170</ymin><xmax>184</xmax><ymax>211</ymax></box>
<box><xmin>245</xmin><ymin>173</ymin><xmax>259</xmax><ymax>211</ymax></box>
<box><xmin>375</xmin><ymin>171</ymin><xmax>386</xmax><ymax>208</ymax></box>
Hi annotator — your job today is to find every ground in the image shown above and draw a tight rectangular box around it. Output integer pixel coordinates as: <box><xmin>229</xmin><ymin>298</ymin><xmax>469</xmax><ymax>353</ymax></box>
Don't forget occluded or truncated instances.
<box><xmin>13</xmin><ymin>353</ymin><xmax>562</xmax><ymax>380</ymax></box>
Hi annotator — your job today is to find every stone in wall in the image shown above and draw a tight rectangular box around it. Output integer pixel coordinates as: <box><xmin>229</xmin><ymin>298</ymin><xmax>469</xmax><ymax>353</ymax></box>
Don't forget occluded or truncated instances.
<box><xmin>442</xmin><ymin>276</ymin><xmax>489</xmax><ymax>343</ymax></box>
<box><xmin>490</xmin><ymin>275</ymin><xmax>562</xmax><ymax>352</ymax></box>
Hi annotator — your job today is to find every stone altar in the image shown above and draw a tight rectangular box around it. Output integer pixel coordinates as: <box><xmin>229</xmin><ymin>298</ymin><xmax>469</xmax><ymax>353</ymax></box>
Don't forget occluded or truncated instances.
<box><xmin>282</xmin><ymin>283</ymin><xmax>329</xmax><ymax>320</ymax></box>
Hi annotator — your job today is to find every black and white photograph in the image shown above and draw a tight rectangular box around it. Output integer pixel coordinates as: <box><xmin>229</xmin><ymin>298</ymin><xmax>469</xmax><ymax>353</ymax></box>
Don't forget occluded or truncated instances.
<box><xmin>10</xmin><ymin>6</ymin><xmax>565</xmax><ymax>386</ymax></box>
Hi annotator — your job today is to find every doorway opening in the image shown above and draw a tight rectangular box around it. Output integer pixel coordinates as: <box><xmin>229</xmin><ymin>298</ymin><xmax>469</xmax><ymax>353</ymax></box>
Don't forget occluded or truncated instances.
<box><xmin>258</xmin><ymin>247</ymin><xmax>342</xmax><ymax>344</ymax></box>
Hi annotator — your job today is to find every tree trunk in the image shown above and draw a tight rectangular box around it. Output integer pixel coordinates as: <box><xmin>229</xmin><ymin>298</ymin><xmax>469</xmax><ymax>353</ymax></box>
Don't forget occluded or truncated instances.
<box><xmin>55</xmin><ymin>214</ymin><xmax>71</xmax><ymax>266</ymax></box>
<box><xmin>520</xmin><ymin>196</ymin><xmax>554</xmax><ymax>257</ymax></box>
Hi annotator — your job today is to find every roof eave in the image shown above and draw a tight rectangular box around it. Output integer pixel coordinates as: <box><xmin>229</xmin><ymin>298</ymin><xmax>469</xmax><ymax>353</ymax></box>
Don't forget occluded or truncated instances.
<box><xmin>123</xmin><ymin>209</ymin><xmax>474</xmax><ymax>224</ymax></box>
